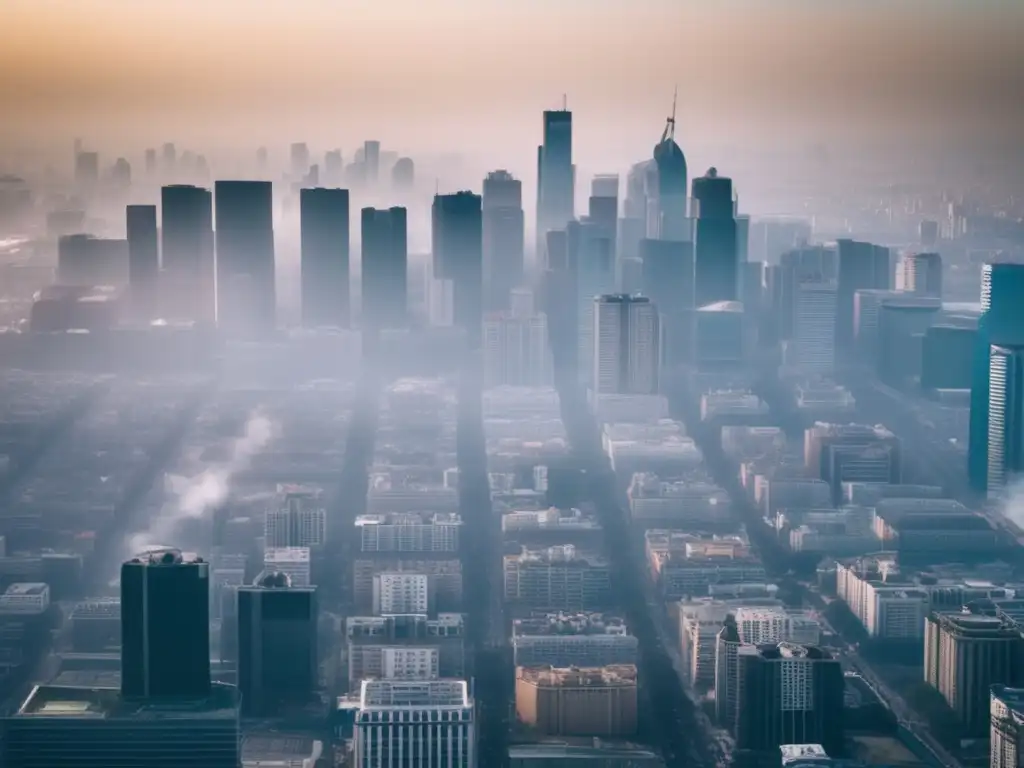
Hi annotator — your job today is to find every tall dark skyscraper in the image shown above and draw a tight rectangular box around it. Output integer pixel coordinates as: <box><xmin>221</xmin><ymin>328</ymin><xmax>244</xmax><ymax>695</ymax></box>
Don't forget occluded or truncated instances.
<box><xmin>126</xmin><ymin>204</ymin><xmax>158</xmax><ymax>321</ymax></box>
<box><xmin>536</xmin><ymin>109</ymin><xmax>574</xmax><ymax>259</ymax></box>
<box><xmin>300</xmin><ymin>187</ymin><xmax>350</xmax><ymax>328</ymax></box>
<box><xmin>835</xmin><ymin>238</ymin><xmax>891</xmax><ymax>350</ymax></box>
<box><xmin>237</xmin><ymin>572</ymin><xmax>318</xmax><ymax>716</ymax></box>
<box><xmin>482</xmin><ymin>170</ymin><xmax>525</xmax><ymax>312</ymax></box>
<box><xmin>361</xmin><ymin>206</ymin><xmax>408</xmax><ymax>331</ymax></box>
<box><xmin>653</xmin><ymin>93</ymin><xmax>688</xmax><ymax>241</ymax></box>
<box><xmin>214</xmin><ymin>180</ymin><xmax>275</xmax><ymax>334</ymax></box>
<box><xmin>692</xmin><ymin>168</ymin><xmax>738</xmax><ymax>307</ymax></box>
<box><xmin>433</xmin><ymin>191</ymin><xmax>484</xmax><ymax>336</ymax></box>
<box><xmin>161</xmin><ymin>184</ymin><xmax>213</xmax><ymax>323</ymax></box>
<box><xmin>969</xmin><ymin>262</ymin><xmax>1024</xmax><ymax>492</ymax></box>
<box><xmin>121</xmin><ymin>548</ymin><xmax>210</xmax><ymax>700</ymax></box>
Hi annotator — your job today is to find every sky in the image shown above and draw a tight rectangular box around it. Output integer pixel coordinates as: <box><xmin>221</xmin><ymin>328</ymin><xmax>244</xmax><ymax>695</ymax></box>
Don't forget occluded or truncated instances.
<box><xmin>1</xmin><ymin>0</ymin><xmax>1023</xmax><ymax>175</ymax></box>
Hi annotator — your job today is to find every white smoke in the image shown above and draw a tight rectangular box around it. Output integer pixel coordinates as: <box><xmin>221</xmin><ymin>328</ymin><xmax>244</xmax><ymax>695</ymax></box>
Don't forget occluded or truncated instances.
<box><xmin>1000</xmin><ymin>476</ymin><xmax>1024</xmax><ymax>530</ymax></box>
<box><xmin>127</xmin><ymin>410</ymin><xmax>276</xmax><ymax>555</ymax></box>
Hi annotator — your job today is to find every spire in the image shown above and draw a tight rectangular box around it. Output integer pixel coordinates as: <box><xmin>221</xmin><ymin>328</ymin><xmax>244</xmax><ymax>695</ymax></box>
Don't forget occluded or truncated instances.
<box><xmin>661</xmin><ymin>85</ymin><xmax>677</xmax><ymax>144</ymax></box>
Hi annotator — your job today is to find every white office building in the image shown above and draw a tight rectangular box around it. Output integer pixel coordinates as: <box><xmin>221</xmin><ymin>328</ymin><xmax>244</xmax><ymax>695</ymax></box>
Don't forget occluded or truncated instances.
<box><xmin>354</xmin><ymin>679</ymin><xmax>475</xmax><ymax>768</ymax></box>
<box><xmin>356</xmin><ymin>512</ymin><xmax>461</xmax><ymax>553</ymax></box>
<box><xmin>593</xmin><ymin>294</ymin><xmax>660</xmax><ymax>395</ymax></box>
<box><xmin>373</xmin><ymin>573</ymin><xmax>430</xmax><ymax>615</ymax></box>
<box><xmin>380</xmin><ymin>647</ymin><xmax>440</xmax><ymax>681</ymax></box>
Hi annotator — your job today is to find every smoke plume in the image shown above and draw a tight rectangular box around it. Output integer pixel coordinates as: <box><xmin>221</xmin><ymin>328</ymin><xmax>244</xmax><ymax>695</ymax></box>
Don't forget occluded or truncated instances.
<box><xmin>127</xmin><ymin>410</ymin><xmax>276</xmax><ymax>554</ymax></box>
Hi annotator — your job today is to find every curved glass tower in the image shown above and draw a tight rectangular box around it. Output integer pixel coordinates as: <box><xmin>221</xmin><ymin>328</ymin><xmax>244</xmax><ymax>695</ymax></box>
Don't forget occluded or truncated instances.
<box><xmin>653</xmin><ymin>95</ymin><xmax>688</xmax><ymax>241</ymax></box>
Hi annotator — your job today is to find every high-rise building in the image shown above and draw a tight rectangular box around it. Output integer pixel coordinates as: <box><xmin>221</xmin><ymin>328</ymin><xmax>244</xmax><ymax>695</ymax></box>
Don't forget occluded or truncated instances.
<box><xmin>363</xmin><ymin>140</ymin><xmax>381</xmax><ymax>183</ymax></box>
<box><xmin>777</xmin><ymin>245</ymin><xmax>838</xmax><ymax>339</ymax></box>
<box><xmin>790</xmin><ymin>280</ymin><xmax>838</xmax><ymax>375</ymax></box>
<box><xmin>125</xmin><ymin>205</ymin><xmax>158</xmax><ymax>320</ymax></box>
<box><xmin>120</xmin><ymin>547</ymin><xmax>210</xmax><ymax>699</ymax></box>
<box><xmin>969</xmin><ymin>263</ymin><xmax>1024</xmax><ymax>492</ymax></box>
<box><xmin>572</xmin><ymin>220</ymin><xmax>617</xmax><ymax>383</ymax></box>
<box><xmin>353</xmin><ymin>679</ymin><xmax>475</xmax><ymax>768</ymax></box>
<box><xmin>836</xmin><ymin>239</ymin><xmax>891</xmax><ymax>351</ymax></box>
<box><xmin>265</xmin><ymin>484</ymin><xmax>327</xmax><ymax>547</ymax></box>
<box><xmin>653</xmin><ymin>99</ymin><xmax>688</xmax><ymax>241</ymax></box>
<box><xmin>237</xmin><ymin>572</ymin><xmax>317</xmax><ymax>716</ymax></box>
<box><xmin>356</xmin><ymin>512</ymin><xmax>461</xmax><ymax>553</ymax></box>
<box><xmin>735</xmin><ymin>643</ymin><xmax>844</xmax><ymax>756</ymax></box>
<box><xmin>924</xmin><ymin>613</ymin><xmax>1024</xmax><ymax>737</ymax></box>
<box><xmin>804</xmin><ymin>423</ymin><xmax>901</xmax><ymax>505</ymax></box>
<box><xmin>692</xmin><ymin>168</ymin><xmax>738</xmax><ymax>307</ymax></box>
<box><xmin>144</xmin><ymin>148</ymin><xmax>157</xmax><ymax>175</ymax></box>
<box><xmin>901</xmin><ymin>251</ymin><xmax>943</xmax><ymax>298</ymax></box>
<box><xmin>214</xmin><ymin>180</ymin><xmax>275</xmax><ymax>334</ymax></box>
<box><xmin>536</xmin><ymin>109</ymin><xmax>574</xmax><ymax>258</ymax></box>
<box><xmin>483</xmin><ymin>311</ymin><xmax>552</xmax><ymax>387</ymax></box>
<box><xmin>346</xmin><ymin>614</ymin><xmax>466</xmax><ymax>690</ymax></box>
<box><xmin>483</xmin><ymin>171</ymin><xmax>525</xmax><ymax>311</ymax></box>
<box><xmin>263</xmin><ymin>547</ymin><xmax>311</xmax><ymax>587</ymax></box>
<box><xmin>588</xmin><ymin>177</ymin><xmax>619</xmax><ymax>264</ymax></box>
<box><xmin>55</xmin><ymin>234</ymin><xmax>128</xmax><ymax>287</ymax></box>
<box><xmin>515</xmin><ymin>665</ymin><xmax>638</xmax><ymax>738</ymax></box>
<box><xmin>593</xmin><ymin>294</ymin><xmax>660</xmax><ymax>395</ymax></box>
<box><xmin>161</xmin><ymin>184</ymin><xmax>214</xmax><ymax>323</ymax></box>
<box><xmin>1</xmin><ymin>684</ymin><xmax>240</xmax><ymax>768</ymax></box>
<box><xmin>74</xmin><ymin>151</ymin><xmax>99</xmax><ymax>188</ymax></box>
<box><xmin>512</xmin><ymin>613</ymin><xmax>638</xmax><ymax>668</ymax></box>
<box><xmin>432</xmin><ymin>192</ymin><xmax>483</xmax><ymax>335</ymax></box>
<box><xmin>162</xmin><ymin>143</ymin><xmax>177</xmax><ymax>176</ymax></box>
<box><xmin>987</xmin><ymin>345</ymin><xmax>1024</xmax><ymax>496</ymax></box>
<box><xmin>290</xmin><ymin>142</ymin><xmax>310</xmax><ymax>178</ymax></box>
<box><xmin>361</xmin><ymin>207</ymin><xmax>408</xmax><ymax>331</ymax></box>
<box><xmin>991</xmin><ymin>685</ymin><xmax>1024</xmax><ymax>768</ymax></box>
<box><xmin>640</xmin><ymin>238</ymin><xmax>695</xmax><ymax>366</ymax></box>
<box><xmin>300</xmin><ymin>187</ymin><xmax>350</xmax><ymax>328</ymax></box>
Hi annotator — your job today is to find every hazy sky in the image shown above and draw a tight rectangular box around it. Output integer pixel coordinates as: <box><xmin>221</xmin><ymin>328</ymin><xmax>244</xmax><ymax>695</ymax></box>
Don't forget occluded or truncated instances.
<box><xmin>2</xmin><ymin>0</ymin><xmax>1023</xmax><ymax>174</ymax></box>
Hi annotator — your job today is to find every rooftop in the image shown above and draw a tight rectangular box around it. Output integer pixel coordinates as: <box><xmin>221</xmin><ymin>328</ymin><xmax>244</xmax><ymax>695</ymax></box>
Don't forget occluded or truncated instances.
<box><xmin>513</xmin><ymin>612</ymin><xmax>630</xmax><ymax>637</ymax></box>
<box><xmin>241</xmin><ymin>734</ymin><xmax>321</xmax><ymax>762</ymax></box>
<box><xmin>16</xmin><ymin>683</ymin><xmax>240</xmax><ymax>720</ymax></box>
<box><xmin>4</xmin><ymin>582</ymin><xmax>48</xmax><ymax>596</ymax></box>
<box><xmin>517</xmin><ymin>665</ymin><xmax>638</xmax><ymax>687</ymax></box>
<box><xmin>359</xmin><ymin>679</ymin><xmax>470</xmax><ymax>708</ymax></box>
<box><xmin>355</xmin><ymin>511</ymin><xmax>461</xmax><ymax>526</ymax></box>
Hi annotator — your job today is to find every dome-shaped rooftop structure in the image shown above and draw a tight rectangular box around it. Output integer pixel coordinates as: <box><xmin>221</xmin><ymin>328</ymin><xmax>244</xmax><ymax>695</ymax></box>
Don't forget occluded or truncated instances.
<box><xmin>256</xmin><ymin>570</ymin><xmax>292</xmax><ymax>589</ymax></box>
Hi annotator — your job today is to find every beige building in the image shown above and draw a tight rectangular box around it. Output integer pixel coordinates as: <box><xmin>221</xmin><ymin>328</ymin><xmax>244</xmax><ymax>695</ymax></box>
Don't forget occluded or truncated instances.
<box><xmin>515</xmin><ymin>666</ymin><xmax>637</xmax><ymax>737</ymax></box>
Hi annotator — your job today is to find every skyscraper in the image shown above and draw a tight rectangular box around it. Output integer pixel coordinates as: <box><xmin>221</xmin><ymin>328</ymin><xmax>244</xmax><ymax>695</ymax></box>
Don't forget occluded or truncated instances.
<box><xmin>126</xmin><ymin>204</ymin><xmax>158</xmax><ymax>321</ymax></box>
<box><xmin>361</xmin><ymin>207</ymin><xmax>408</xmax><ymax>331</ymax></box>
<box><xmin>778</xmin><ymin>245</ymin><xmax>838</xmax><ymax>340</ymax></box>
<box><xmin>987</xmin><ymin>345</ymin><xmax>1024</xmax><ymax>496</ymax></box>
<box><xmin>300</xmin><ymin>187</ymin><xmax>350</xmax><ymax>328</ymax></box>
<box><xmin>969</xmin><ymin>263</ymin><xmax>1024</xmax><ymax>492</ymax></box>
<box><xmin>290</xmin><ymin>142</ymin><xmax>310</xmax><ymax>178</ymax></box>
<box><xmin>161</xmin><ymin>184</ymin><xmax>214</xmax><ymax>323</ymax></box>
<box><xmin>901</xmin><ymin>251</ymin><xmax>943</xmax><ymax>298</ymax></box>
<box><xmin>593</xmin><ymin>294</ymin><xmax>660</xmax><ymax>395</ymax></box>
<box><xmin>640</xmin><ymin>238</ymin><xmax>695</xmax><ymax>367</ymax></box>
<box><xmin>237</xmin><ymin>572</ymin><xmax>318</xmax><ymax>716</ymax></box>
<box><xmin>653</xmin><ymin>95</ymin><xmax>688</xmax><ymax>241</ymax></box>
<box><xmin>482</xmin><ymin>171</ymin><xmax>525</xmax><ymax>312</ymax></box>
<box><xmin>214</xmin><ymin>180</ymin><xmax>275</xmax><ymax>334</ymax></box>
<box><xmin>692</xmin><ymin>168</ymin><xmax>738</xmax><ymax>307</ymax></box>
<box><xmin>432</xmin><ymin>192</ymin><xmax>483</xmax><ymax>336</ymax></box>
<box><xmin>836</xmin><ymin>239</ymin><xmax>891</xmax><ymax>351</ymax></box>
<box><xmin>265</xmin><ymin>484</ymin><xmax>327</xmax><ymax>548</ymax></box>
<box><xmin>121</xmin><ymin>547</ymin><xmax>210</xmax><ymax>700</ymax></box>
<box><xmin>536</xmin><ymin>109</ymin><xmax>574</xmax><ymax>259</ymax></box>
<box><xmin>483</xmin><ymin>310</ymin><xmax>551</xmax><ymax>387</ymax></box>
<box><xmin>571</xmin><ymin>220</ymin><xmax>616</xmax><ymax>385</ymax></box>
<box><xmin>791</xmin><ymin>280</ymin><xmax>838</xmax><ymax>375</ymax></box>
<box><xmin>364</xmin><ymin>140</ymin><xmax>381</xmax><ymax>183</ymax></box>
<box><xmin>735</xmin><ymin>643</ymin><xmax>844</xmax><ymax>756</ymax></box>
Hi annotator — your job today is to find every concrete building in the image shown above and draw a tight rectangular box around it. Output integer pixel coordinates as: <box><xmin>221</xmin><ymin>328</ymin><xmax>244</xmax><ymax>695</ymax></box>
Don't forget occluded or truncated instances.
<box><xmin>372</xmin><ymin>573</ymin><xmax>430</xmax><ymax>615</ymax></box>
<box><xmin>627</xmin><ymin>473</ymin><xmax>730</xmax><ymax>529</ymax></box>
<box><xmin>593</xmin><ymin>294</ymin><xmax>660</xmax><ymax>395</ymax></box>
<box><xmin>804</xmin><ymin>422</ymin><xmax>901</xmax><ymax>505</ymax></box>
<box><xmin>346</xmin><ymin>614</ymin><xmax>465</xmax><ymax>691</ymax></box>
<box><xmin>503</xmin><ymin>546</ymin><xmax>611</xmax><ymax>611</ymax></box>
<box><xmin>356</xmin><ymin>512</ymin><xmax>461</xmax><ymax>553</ymax></box>
<box><xmin>353</xmin><ymin>558</ymin><xmax>462</xmax><ymax>613</ymax></box>
<box><xmin>264</xmin><ymin>484</ymin><xmax>326</xmax><ymax>547</ymax></box>
<box><xmin>924</xmin><ymin>612</ymin><xmax>1024</xmax><ymax>737</ymax></box>
<box><xmin>901</xmin><ymin>251</ymin><xmax>943</xmax><ymax>298</ymax></box>
<box><xmin>483</xmin><ymin>311</ymin><xmax>552</xmax><ymax>387</ymax></box>
<box><xmin>515</xmin><ymin>666</ymin><xmax>638</xmax><ymax>738</ymax></box>
<box><xmin>512</xmin><ymin>613</ymin><xmax>638</xmax><ymax>668</ymax></box>
<box><xmin>991</xmin><ymin>685</ymin><xmax>1024</xmax><ymax>768</ymax></box>
<box><xmin>1</xmin><ymin>683</ymin><xmax>240</xmax><ymax>768</ymax></box>
<box><xmin>645</xmin><ymin>531</ymin><xmax>765</xmax><ymax>600</ymax></box>
<box><xmin>789</xmin><ymin>280</ymin><xmax>837</xmax><ymax>375</ymax></box>
<box><xmin>0</xmin><ymin>583</ymin><xmax>50</xmax><ymax>614</ymax></box>
<box><xmin>353</xmin><ymin>679</ymin><xmax>475</xmax><ymax>768</ymax></box>
<box><xmin>835</xmin><ymin>556</ymin><xmax>929</xmax><ymax>640</ymax></box>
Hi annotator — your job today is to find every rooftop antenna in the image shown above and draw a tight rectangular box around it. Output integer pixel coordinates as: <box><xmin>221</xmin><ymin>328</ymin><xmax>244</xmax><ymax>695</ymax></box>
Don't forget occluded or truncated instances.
<box><xmin>562</xmin><ymin>93</ymin><xmax>567</xmax><ymax>111</ymax></box>
<box><xmin>661</xmin><ymin>85</ymin><xmax>678</xmax><ymax>144</ymax></box>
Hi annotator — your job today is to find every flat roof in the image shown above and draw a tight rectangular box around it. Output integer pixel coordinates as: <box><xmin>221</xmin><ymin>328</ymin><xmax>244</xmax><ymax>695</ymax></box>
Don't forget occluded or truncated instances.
<box><xmin>4</xmin><ymin>582</ymin><xmax>48</xmax><ymax>596</ymax></box>
<box><xmin>241</xmin><ymin>734</ymin><xmax>319</xmax><ymax>760</ymax></box>
<box><xmin>15</xmin><ymin>682</ymin><xmax>239</xmax><ymax>720</ymax></box>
